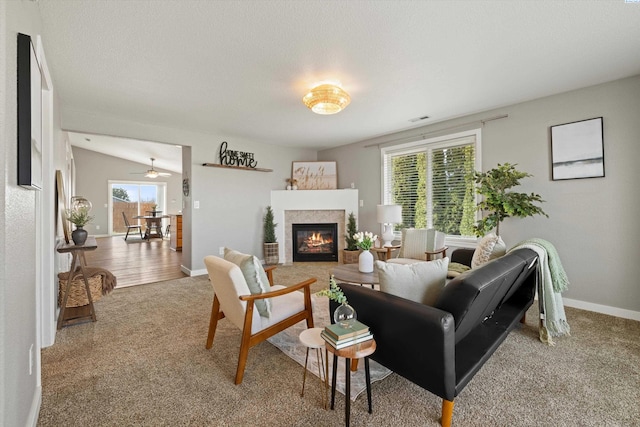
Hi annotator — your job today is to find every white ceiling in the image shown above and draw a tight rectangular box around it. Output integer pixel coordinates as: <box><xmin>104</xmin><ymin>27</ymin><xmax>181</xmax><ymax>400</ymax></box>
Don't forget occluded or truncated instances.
<box><xmin>39</xmin><ymin>0</ymin><xmax>640</xmax><ymax>171</ymax></box>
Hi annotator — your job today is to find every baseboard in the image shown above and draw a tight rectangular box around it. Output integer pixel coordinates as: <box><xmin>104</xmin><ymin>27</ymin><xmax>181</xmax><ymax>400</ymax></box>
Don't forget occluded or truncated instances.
<box><xmin>182</xmin><ymin>265</ymin><xmax>207</xmax><ymax>277</ymax></box>
<box><xmin>27</xmin><ymin>386</ymin><xmax>42</xmax><ymax>427</ymax></box>
<box><xmin>563</xmin><ymin>298</ymin><xmax>640</xmax><ymax>321</ymax></box>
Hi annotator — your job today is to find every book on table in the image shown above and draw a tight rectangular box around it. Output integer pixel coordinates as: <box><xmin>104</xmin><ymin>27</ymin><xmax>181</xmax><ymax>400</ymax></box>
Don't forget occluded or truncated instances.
<box><xmin>321</xmin><ymin>330</ymin><xmax>373</xmax><ymax>349</ymax></box>
<box><xmin>324</xmin><ymin>320</ymin><xmax>370</xmax><ymax>341</ymax></box>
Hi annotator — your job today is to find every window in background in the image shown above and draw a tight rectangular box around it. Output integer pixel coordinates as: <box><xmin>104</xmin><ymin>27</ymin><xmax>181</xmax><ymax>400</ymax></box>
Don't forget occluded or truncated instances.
<box><xmin>109</xmin><ymin>181</ymin><xmax>167</xmax><ymax>234</ymax></box>
<box><xmin>381</xmin><ymin>129</ymin><xmax>480</xmax><ymax>238</ymax></box>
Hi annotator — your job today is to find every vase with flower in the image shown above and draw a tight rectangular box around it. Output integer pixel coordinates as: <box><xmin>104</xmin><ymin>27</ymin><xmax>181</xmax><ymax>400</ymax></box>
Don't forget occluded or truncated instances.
<box><xmin>353</xmin><ymin>231</ymin><xmax>377</xmax><ymax>273</ymax></box>
<box><xmin>65</xmin><ymin>204</ymin><xmax>94</xmax><ymax>246</ymax></box>
<box><xmin>317</xmin><ymin>275</ymin><xmax>357</xmax><ymax>328</ymax></box>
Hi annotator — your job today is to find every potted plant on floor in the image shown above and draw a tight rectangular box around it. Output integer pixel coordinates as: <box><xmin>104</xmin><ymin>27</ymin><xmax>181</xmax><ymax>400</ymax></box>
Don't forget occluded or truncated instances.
<box><xmin>263</xmin><ymin>206</ymin><xmax>279</xmax><ymax>265</ymax></box>
<box><xmin>473</xmin><ymin>163</ymin><xmax>548</xmax><ymax>237</ymax></box>
<box><xmin>342</xmin><ymin>212</ymin><xmax>360</xmax><ymax>264</ymax></box>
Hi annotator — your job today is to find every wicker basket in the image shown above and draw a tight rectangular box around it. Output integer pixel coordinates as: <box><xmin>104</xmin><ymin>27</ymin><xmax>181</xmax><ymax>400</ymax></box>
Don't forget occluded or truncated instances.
<box><xmin>263</xmin><ymin>242</ymin><xmax>279</xmax><ymax>265</ymax></box>
<box><xmin>342</xmin><ymin>249</ymin><xmax>360</xmax><ymax>264</ymax></box>
<box><xmin>58</xmin><ymin>273</ymin><xmax>103</xmax><ymax>308</ymax></box>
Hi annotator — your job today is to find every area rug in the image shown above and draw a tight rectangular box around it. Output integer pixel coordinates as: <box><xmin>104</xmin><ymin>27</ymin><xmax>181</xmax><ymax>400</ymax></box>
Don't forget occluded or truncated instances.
<box><xmin>267</xmin><ymin>294</ymin><xmax>393</xmax><ymax>401</ymax></box>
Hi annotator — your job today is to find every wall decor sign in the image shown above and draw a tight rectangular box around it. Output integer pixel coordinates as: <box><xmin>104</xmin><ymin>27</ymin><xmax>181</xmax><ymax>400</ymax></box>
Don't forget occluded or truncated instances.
<box><xmin>292</xmin><ymin>161</ymin><xmax>338</xmax><ymax>190</ymax></box>
<box><xmin>551</xmin><ymin>117</ymin><xmax>604</xmax><ymax>181</ymax></box>
<box><xmin>17</xmin><ymin>32</ymin><xmax>43</xmax><ymax>190</ymax></box>
<box><xmin>202</xmin><ymin>141</ymin><xmax>273</xmax><ymax>172</ymax></box>
<box><xmin>218</xmin><ymin>141</ymin><xmax>257</xmax><ymax>168</ymax></box>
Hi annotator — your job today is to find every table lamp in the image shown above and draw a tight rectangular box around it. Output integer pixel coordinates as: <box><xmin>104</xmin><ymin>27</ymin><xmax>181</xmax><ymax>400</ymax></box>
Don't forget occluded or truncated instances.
<box><xmin>377</xmin><ymin>204</ymin><xmax>402</xmax><ymax>247</ymax></box>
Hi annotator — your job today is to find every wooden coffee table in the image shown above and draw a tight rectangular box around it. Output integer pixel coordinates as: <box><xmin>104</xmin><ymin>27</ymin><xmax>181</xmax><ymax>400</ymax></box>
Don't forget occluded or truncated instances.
<box><xmin>332</xmin><ymin>264</ymin><xmax>378</xmax><ymax>287</ymax></box>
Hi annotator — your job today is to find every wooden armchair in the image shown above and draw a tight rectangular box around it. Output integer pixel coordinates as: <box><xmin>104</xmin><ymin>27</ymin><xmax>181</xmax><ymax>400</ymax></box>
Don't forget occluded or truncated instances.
<box><xmin>204</xmin><ymin>255</ymin><xmax>316</xmax><ymax>384</ymax></box>
<box><xmin>388</xmin><ymin>228</ymin><xmax>448</xmax><ymax>264</ymax></box>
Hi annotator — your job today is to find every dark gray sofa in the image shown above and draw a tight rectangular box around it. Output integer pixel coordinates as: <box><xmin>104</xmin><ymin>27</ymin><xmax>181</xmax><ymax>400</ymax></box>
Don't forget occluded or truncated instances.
<box><xmin>331</xmin><ymin>248</ymin><xmax>538</xmax><ymax>427</ymax></box>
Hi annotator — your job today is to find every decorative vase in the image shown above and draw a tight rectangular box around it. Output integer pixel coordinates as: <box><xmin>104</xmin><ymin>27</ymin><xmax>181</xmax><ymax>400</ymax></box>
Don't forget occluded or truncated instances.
<box><xmin>292</xmin><ymin>185</ymin><xmax>298</xmax><ymax>190</ymax></box>
<box><xmin>358</xmin><ymin>249</ymin><xmax>374</xmax><ymax>273</ymax></box>
<box><xmin>333</xmin><ymin>302</ymin><xmax>357</xmax><ymax>328</ymax></box>
<box><xmin>72</xmin><ymin>227</ymin><xmax>88</xmax><ymax>246</ymax></box>
<box><xmin>286</xmin><ymin>185</ymin><xmax>292</xmax><ymax>190</ymax></box>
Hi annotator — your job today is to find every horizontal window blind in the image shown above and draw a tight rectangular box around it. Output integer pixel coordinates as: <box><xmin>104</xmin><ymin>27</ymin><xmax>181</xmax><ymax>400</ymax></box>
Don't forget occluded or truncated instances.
<box><xmin>382</xmin><ymin>134</ymin><xmax>477</xmax><ymax>237</ymax></box>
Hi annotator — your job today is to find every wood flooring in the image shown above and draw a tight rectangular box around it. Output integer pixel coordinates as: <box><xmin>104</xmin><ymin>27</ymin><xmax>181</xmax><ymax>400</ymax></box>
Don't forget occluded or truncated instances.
<box><xmin>84</xmin><ymin>235</ymin><xmax>187</xmax><ymax>288</ymax></box>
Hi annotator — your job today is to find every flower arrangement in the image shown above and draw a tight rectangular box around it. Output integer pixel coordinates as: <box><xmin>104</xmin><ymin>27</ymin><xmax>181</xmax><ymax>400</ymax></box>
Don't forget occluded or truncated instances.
<box><xmin>65</xmin><ymin>207</ymin><xmax>94</xmax><ymax>227</ymax></box>
<box><xmin>353</xmin><ymin>231</ymin><xmax>377</xmax><ymax>251</ymax></box>
<box><xmin>316</xmin><ymin>275</ymin><xmax>347</xmax><ymax>304</ymax></box>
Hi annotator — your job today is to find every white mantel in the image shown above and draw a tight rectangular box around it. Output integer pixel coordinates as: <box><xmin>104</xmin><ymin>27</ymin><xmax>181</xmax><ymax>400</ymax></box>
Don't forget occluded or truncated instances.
<box><xmin>271</xmin><ymin>189</ymin><xmax>359</xmax><ymax>262</ymax></box>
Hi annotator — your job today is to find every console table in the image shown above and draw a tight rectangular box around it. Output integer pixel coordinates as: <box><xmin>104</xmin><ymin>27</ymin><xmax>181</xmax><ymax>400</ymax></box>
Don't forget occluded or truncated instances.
<box><xmin>56</xmin><ymin>237</ymin><xmax>98</xmax><ymax>329</ymax></box>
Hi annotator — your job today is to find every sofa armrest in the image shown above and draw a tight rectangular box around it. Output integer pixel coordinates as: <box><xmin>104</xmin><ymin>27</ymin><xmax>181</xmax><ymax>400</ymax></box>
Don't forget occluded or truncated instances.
<box><xmin>451</xmin><ymin>248</ymin><xmax>475</xmax><ymax>267</ymax></box>
<box><xmin>331</xmin><ymin>283</ymin><xmax>457</xmax><ymax>401</ymax></box>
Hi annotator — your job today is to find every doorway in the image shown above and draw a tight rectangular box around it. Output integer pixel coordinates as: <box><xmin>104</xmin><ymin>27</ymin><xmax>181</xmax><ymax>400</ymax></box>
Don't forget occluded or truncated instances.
<box><xmin>109</xmin><ymin>181</ymin><xmax>167</xmax><ymax>235</ymax></box>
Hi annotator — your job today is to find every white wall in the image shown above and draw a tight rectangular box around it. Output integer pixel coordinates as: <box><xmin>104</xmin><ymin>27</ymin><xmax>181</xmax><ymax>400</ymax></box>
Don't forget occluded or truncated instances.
<box><xmin>60</xmin><ymin>109</ymin><xmax>318</xmax><ymax>275</ymax></box>
<box><xmin>1</xmin><ymin>1</ymin><xmax>53</xmax><ymax>425</ymax></box>
<box><xmin>320</xmin><ymin>75</ymin><xmax>640</xmax><ymax>318</ymax></box>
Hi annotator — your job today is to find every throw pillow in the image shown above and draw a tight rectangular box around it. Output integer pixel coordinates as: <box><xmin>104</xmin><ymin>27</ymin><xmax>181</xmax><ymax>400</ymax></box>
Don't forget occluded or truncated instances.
<box><xmin>447</xmin><ymin>262</ymin><xmax>471</xmax><ymax>278</ymax></box>
<box><xmin>471</xmin><ymin>233</ymin><xmax>506</xmax><ymax>269</ymax></box>
<box><xmin>376</xmin><ymin>258</ymin><xmax>449</xmax><ymax>306</ymax></box>
<box><xmin>224</xmin><ymin>248</ymin><xmax>271</xmax><ymax>318</ymax></box>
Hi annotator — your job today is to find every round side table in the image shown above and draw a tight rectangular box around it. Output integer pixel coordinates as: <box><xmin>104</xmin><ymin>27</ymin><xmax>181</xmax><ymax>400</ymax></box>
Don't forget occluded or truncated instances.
<box><xmin>325</xmin><ymin>338</ymin><xmax>376</xmax><ymax>426</ymax></box>
<box><xmin>299</xmin><ymin>327</ymin><xmax>328</xmax><ymax>409</ymax></box>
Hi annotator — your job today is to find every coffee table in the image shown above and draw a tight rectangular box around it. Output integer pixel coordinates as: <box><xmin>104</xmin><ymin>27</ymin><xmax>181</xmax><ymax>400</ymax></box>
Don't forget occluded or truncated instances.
<box><xmin>332</xmin><ymin>264</ymin><xmax>378</xmax><ymax>287</ymax></box>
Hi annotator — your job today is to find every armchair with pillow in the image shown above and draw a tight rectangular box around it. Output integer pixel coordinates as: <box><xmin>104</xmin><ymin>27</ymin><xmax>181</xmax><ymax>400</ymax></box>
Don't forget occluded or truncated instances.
<box><xmin>204</xmin><ymin>248</ymin><xmax>316</xmax><ymax>384</ymax></box>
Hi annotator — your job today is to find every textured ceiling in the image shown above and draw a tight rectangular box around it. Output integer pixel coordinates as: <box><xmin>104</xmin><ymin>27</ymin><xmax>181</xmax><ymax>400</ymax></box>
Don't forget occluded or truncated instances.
<box><xmin>38</xmin><ymin>0</ymin><xmax>640</xmax><ymax>165</ymax></box>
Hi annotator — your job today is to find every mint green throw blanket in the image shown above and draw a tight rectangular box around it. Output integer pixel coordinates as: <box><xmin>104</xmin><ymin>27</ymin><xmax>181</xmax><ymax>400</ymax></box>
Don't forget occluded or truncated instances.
<box><xmin>509</xmin><ymin>238</ymin><xmax>571</xmax><ymax>345</ymax></box>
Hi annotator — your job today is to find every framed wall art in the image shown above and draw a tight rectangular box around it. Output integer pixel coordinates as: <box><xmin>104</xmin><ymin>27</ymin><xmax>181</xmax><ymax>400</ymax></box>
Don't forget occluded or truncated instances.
<box><xmin>291</xmin><ymin>161</ymin><xmax>337</xmax><ymax>190</ymax></box>
<box><xmin>551</xmin><ymin>117</ymin><xmax>604</xmax><ymax>181</ymax></box>
<box><xmin>17</xmin><ymin>32</ymin><xmax>43</xmax><ymax>190</ymax></box>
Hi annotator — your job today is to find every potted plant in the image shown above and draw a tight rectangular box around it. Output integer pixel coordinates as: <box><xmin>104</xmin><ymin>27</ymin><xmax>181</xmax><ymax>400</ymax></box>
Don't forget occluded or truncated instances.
<box><xmin>65</xmin><ymin>207</ymin><xmax>94</xmax><ymax>246</ymax></box>
<box><xmin>263</xmin><ymin>206</ymin><xmax>279</xmax><ymax>265</ymax></box>
<box><xmin>473</xmin><ymin>163</ymin><xmax>548</xmax><ymax>237</ymax></box>
<box><xmin>342</xmin><ymin>212</ymin><xmax>360</xmax><ymax>264</ymax></box>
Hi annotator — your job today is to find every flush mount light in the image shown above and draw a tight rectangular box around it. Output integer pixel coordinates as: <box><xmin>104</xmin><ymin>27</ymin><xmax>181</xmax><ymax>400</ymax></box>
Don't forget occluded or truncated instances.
<box><xmin>302</xmin><ymin>83</ymin><xmax>351</xmax><ymax>115</ymax></box>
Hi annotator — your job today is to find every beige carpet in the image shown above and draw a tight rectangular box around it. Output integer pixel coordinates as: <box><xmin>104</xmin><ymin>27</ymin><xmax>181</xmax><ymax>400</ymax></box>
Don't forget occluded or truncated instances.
<box><xmin>38</xmin><ymin>262</ymin><xmax>640</xmax><ymax>426</ymax></box>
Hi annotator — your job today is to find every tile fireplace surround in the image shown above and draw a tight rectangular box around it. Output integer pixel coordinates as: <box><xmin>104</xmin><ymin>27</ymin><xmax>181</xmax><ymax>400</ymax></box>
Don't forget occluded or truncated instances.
<box><xmin>271</xmin><ymin>189</ymin><xmax>359</xmax><ymax>264</ymax></box>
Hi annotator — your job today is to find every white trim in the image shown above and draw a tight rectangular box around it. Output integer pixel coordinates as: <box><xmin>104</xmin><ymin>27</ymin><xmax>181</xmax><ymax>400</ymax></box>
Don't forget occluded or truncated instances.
<box><xmin>186</xmin><ymin>267</ymin><xmax>207</xmax><ymax>277</ymax></box>
<box><xmin>563</xmin><ymin>298</ymin><xmax>640</xmax><ymax>322</ymax></box>
<box><xmin>26</xmin><ymin>386</ymin><xmax>42</xmax><ymax>427</ymax></box>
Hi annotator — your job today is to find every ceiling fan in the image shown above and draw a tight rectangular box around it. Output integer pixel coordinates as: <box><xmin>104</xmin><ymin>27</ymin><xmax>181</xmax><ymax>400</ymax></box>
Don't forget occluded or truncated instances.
<box><xmin>131</xmin><ymin>158</ymin><xmax>172</xmax><ymax>178</ymax></box>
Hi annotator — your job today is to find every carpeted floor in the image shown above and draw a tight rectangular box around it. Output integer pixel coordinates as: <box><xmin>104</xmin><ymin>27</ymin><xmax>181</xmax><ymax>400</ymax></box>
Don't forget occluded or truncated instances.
<box><xmin>38</xmin><ymin>262</ymin><xmax>640</xmax><ymax>426</ymax></box>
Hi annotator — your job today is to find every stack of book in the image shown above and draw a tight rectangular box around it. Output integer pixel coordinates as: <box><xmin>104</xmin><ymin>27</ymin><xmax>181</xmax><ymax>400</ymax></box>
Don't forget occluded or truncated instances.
<box><xmin>321</xmin><ymin>320</ymin><xmax>373</xmax><ymax>349</ymax></box>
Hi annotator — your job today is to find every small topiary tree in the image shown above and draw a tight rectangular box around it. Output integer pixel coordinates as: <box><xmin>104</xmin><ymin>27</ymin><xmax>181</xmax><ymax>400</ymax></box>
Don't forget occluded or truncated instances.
<box><xmin>473</xmin><ymin>163</ymin><xmax>548</xmax><ymax>236</ymax></box>
<box><xmin>345</xmin><ymin>212</ymin><xmax>358</xmax><ymax>251</ymax></box>
<box><xmin>263</xmin><ymin>206</ymin><xmax>277</xmax><ymax>243</ymax></box>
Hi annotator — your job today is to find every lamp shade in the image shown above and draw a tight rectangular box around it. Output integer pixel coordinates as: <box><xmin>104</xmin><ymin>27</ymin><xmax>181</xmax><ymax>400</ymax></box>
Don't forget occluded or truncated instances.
<box><xmin>377</xmin><ymin>204</ymin><xmax>402</xmax><ymax>224</ymax></box>
<box><xmin>302</xmin><ymin>83</ymin><xmax>351</xmax><ymax>115</ymax></box>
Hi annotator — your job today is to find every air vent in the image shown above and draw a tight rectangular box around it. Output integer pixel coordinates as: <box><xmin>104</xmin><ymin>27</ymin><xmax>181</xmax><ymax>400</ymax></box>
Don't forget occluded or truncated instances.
<box><xmin>409</xmin><ymin>115</ymin><xmax>430</xmax><ymax>123</ymax></box>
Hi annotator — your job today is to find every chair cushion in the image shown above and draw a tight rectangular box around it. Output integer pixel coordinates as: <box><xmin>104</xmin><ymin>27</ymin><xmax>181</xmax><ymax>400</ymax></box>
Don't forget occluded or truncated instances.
<box><xmin>376</xmin><ymin>258</ymin><xmax>449</xmax><ymax>306</ymax></box>
<box><xmin>398</xmin><ymin>229</ymin><xmax>428</xmax><ymax>260</ymax></box>
<box><xmin>447</xmin><ymin>262</ymin><xmax>471</xmax><ymax>278</ymax></box>
<box><xmin>471</xmin><ymin>233</ymin><xmax>506</xmax><ymax>269</ymax></box>
<box><xmin>224</xmin><ymin>248</ymin><xmax>271</xmax><ymax>318</ymax></box>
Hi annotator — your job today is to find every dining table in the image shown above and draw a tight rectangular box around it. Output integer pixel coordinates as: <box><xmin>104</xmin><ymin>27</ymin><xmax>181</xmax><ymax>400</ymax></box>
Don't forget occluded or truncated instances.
<box><xmin>134</xmin><ymin>214</ymin><xmax>170</xmax><ymax>239</ymax></box>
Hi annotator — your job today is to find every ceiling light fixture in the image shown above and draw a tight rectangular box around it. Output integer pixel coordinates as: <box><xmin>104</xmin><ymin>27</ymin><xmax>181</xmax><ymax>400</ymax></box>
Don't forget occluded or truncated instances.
<box><xmin>302</xmin><ymin>83</ymin><xmax>351</xmax><ymax>115</ymax></box>
<box><xmin>145</xmin><ymin>170</ymin><xmax>159</xmax><ymax>179</ymax></box>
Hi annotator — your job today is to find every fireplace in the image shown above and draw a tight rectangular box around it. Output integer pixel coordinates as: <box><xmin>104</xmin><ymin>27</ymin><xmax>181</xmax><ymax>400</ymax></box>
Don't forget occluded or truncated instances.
<box><xmin>292</xmin><ymin>223</ymin><xmax>338</xmax><ymax>262</ymax></box>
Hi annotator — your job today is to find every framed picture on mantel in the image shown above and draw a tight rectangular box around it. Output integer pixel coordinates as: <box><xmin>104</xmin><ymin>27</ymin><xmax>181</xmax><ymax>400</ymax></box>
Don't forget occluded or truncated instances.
<box><xmin>292</xmin><ymin>161</ymin><xmax>337</xmax><ymax>190</ymax></box>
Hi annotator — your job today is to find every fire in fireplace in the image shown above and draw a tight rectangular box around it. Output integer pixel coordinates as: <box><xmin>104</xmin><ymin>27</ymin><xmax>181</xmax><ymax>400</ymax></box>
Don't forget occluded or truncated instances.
<box><xmin>292</xmin><ymin>223</ymin><xmax>338</xmax><ymax>262</ymax></box>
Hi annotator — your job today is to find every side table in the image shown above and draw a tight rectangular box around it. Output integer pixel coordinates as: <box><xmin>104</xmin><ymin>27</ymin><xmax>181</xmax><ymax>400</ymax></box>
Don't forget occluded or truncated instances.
<box><xmin>371</xmin><ymin>245</ymin><xmax>401</xmax><ymax>261</ymax></box>
<box><xmin>299</xmin><ymin>327</ymin><xmax>328</xmax><ymax>409</ymax></box>
<box><xmin>56</xmin><ymin>237</ymin><xmax>98</xmax><ymax>329</ymax></box>
<box><xmin>326</xmin><ymin>338</ymin><xmax>376</xmax><ymax>426</ymax></box>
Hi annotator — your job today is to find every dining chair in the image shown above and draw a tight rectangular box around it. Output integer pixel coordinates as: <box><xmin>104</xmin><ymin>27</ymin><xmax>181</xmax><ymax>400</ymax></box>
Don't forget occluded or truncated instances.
<box><xmin>122</xmin><ymin>212</ymin><xmax>143</xmax><ymax>240</ymax></box>
<box><xmin>204</xmin><ymin>255</ymin><xmax>315</xmax><ymax>384</ymax></box>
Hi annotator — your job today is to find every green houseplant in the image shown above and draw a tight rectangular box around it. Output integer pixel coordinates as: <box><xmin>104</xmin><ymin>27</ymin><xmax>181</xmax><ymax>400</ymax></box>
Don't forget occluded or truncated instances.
<box><xmin>473</xmin><ymin>163</ymin><xmax>548</xmax><ymax>236</ymax></box>
<box><xmin>263</xmin><ymin>206</ymin><xmax>279</xmax><ymax>265</ymax></box>
<box><xmin>65</xmin><ymin>207</ymin><xmax>94</xmax><ymax>245</ymax></box>
<box><xmin>342</xmin><ymin>212</ymin><xmax>359</xmax><ymax>264</ymax></box>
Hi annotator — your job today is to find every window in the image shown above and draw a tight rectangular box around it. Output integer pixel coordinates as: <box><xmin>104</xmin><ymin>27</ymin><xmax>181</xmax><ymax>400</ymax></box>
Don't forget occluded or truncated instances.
<box><xmin>381</xmin><ymin>129</ymin><xmax>481</xmax><ymax>239</ymax></box>
<box><xmin>109</xmin><ymin>181</ymin><xmax>167</xmax><ymax>235</ymax></box>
